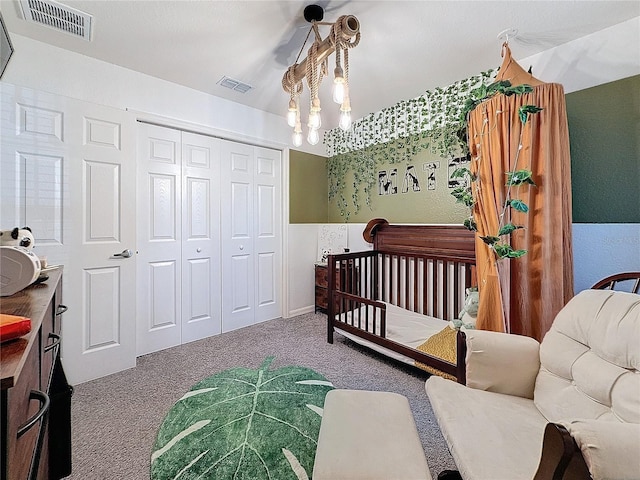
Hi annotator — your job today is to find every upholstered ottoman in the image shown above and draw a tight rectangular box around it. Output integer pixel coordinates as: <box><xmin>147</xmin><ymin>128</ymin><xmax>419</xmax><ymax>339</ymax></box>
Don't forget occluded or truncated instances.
<box><xmin>313</xmin><ymin>389</ymin><xmax>432</xmax><ymax>480</ymax></box>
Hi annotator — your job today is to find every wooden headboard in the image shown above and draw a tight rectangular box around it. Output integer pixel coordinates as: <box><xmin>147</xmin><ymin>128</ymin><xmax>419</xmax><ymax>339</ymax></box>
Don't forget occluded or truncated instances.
<box><xmin>364</xmin><ymin>218</ymin><xmax>476</xmax><ymax>265</ymax></box>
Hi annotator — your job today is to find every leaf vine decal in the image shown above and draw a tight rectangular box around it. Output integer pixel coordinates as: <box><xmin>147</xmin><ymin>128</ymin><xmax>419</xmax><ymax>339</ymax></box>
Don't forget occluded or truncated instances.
<box><xmin>324</xmin><ymin>70</ymin><xmax>497</xmax><ymax>219</ymax></box>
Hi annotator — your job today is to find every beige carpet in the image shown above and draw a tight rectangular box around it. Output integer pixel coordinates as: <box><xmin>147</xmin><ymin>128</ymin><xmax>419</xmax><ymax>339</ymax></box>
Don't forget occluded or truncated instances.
<box><xmin>66</xmin><ymin>312</ymin><xmax>456</xmax><ymax>479</ymax></box>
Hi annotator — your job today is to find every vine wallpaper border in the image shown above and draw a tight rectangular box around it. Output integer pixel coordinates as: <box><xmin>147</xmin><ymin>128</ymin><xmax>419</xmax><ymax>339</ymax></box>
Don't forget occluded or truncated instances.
<box><xmin>324</xmin><ymin>69</ymin><xmax>497</xmax><ymax>220</ymax></box>
<box><xmin>324</xmin><ymin>69</ymin><xmax>496</xmax><ymax>157</ymax></box>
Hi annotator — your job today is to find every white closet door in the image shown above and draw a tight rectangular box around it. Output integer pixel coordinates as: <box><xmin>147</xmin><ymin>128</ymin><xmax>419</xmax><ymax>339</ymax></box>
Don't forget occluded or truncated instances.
<box><xmin>220</xmin><ymin>140</ymin><xmax>282</xmax><ymax>332</ymax></box>
<box><xmin>181</xmin><ymin>132</ymin><xmax>221</xmax><ymax>343</ymax></box>
<box><xmin>254</xmin><ymin>147</ymin><xmax>282</xmax><ymax>322</ymax></box>
<box><xmin>221</xmin><ymin>140</ymin><xmax>256</xmax><ymax>331</ymax></box>
<box><xmin>0</xmin><ymin>85</ymin><xmax>137</xmax><ymax>384</ymax></box>
<box><xmin>137</xmin><ymin>123</ymin><xmax>183</xmax><ymax>355</ymax></box>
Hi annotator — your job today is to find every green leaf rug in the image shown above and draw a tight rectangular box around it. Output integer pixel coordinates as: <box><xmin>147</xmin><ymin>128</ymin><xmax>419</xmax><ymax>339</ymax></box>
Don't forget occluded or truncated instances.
<box><xmin>151</xmin><ymin>357</ymin><xmax>334</xmax><ymax>480</ymax></box>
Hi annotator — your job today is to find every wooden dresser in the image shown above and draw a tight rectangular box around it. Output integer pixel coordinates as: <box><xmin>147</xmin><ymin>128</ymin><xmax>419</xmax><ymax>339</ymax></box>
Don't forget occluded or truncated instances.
<box><xmin>1</xmin><ymin>267</ymin><xmax>71</xmax><ymax>480</ymax></box>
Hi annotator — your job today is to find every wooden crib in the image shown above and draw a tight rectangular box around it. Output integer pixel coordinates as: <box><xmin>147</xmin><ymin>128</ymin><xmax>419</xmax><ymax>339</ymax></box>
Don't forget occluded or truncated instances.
<box><xmin>326</xmin><ymin>219</ymin><xmax>476</xmax><ymax>383</ymax></box>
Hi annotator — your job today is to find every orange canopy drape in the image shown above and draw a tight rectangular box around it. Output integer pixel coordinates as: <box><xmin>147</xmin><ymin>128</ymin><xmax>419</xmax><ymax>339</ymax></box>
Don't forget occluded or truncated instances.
<box><xmin>468</xmin><ymin>46</ymin><xmax>574</xmax><ymax>341</ymax></box>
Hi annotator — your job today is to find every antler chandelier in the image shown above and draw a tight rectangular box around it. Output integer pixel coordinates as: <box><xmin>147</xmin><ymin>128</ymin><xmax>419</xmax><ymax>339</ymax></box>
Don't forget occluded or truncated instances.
<box><xmin>282</xmin><ymin>4</ymin><xmax>360</xmax><ymax>146</ymax></box>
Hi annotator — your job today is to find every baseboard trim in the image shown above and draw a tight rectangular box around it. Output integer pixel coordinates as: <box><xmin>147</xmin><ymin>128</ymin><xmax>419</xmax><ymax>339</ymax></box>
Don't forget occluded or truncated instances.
<box><xmin>287</xmin><ymin>306</ymin><xmax>315</xmax><ymax>318</ymax></box>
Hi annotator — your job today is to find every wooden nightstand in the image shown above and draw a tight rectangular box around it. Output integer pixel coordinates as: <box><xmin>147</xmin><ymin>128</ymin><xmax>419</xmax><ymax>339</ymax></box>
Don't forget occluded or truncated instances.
<box><xmin>314</xmin><ymin>262</ymin><xmax>358</xmax><ymax>313</ymax></box>
<box><xmin>314</xmin><ymin>263</ymin><xmax>330</xmax><ymax>313</ymax></box>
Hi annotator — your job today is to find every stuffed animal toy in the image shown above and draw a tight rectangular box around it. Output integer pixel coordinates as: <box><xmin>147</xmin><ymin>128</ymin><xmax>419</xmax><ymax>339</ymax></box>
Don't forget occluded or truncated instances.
<box><xmin>449</xmin><ymin>287</ymin><xmax>478</xmax><ymax>330</ymax></box>
<box><xmin>0</xmin><ymin>227</ymin><xmax>35</xmax><ymax>250</ymax></box>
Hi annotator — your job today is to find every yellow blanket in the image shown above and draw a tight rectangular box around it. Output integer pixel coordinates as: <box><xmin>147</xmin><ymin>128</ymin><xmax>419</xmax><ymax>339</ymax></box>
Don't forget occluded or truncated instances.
<box><xmin>415</xmin><ymin>326</ymin><xmax>457</xmax><ymax>381</ymax></box>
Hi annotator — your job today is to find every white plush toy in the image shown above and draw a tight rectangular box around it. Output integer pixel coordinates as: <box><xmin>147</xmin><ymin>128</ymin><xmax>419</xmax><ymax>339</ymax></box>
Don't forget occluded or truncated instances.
<box><xmin>449</xmin><ymin>287</ymin><xmax>478</xmax><ymax>330</ymax></box>
<box><xmin>0</xmin><ymin>227</ymin><xmax>35</xmax><ymax>250</ymax></box>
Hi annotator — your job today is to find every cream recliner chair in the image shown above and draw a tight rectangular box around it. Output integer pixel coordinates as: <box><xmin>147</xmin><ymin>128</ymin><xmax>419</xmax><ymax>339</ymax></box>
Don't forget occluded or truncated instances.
<box><xmin>426</xmin><ymin>289</ymin><xmax>640</xmax><ymax>480</ymax></box>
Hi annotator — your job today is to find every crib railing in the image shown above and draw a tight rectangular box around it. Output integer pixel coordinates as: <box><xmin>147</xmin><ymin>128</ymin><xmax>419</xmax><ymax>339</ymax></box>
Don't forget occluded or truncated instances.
<box><xmin>326</xmin><ymin>248</ymin><xmax>475</xmax><ymax>381</ymax></box>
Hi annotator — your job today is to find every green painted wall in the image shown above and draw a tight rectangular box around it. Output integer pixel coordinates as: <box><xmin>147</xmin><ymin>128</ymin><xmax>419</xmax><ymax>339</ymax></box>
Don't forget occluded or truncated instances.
<box><xmin>327</xmin><ymin>141</ymin><xmax>468</xmax><ymax>223</ymax></box>
<box><xmin>566</xmin><ymin>75</ymin><xmax>639</xmax><ymax>223</ymax></box>
<box><xmin>289</xmin><ymin>150</ymin><xmax>328</xmax><ymax>223</ymax></box>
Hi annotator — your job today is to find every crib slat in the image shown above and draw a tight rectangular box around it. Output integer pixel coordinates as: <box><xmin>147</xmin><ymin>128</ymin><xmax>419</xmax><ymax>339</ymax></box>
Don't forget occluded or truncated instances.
<box><xmin>442</xmin><ymin>262</ymin><xmax>449</xmax><ymax>320</ymax></box>
<box><xmin>432</xmin><ymin>261</ymin><xmax>439</xmax><ymax>318</ymax></box>
<box><xmin>452</xmin><ymin>262</ymin><xmax>460</xmax><ymax>319</ymax></box>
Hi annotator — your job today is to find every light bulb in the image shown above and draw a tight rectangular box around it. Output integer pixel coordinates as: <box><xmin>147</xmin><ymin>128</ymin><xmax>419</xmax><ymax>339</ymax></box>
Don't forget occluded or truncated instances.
<box><xmin>308</xmin><ymin>111</ymin><xmax>321</xmax><ymax>129</ymax></box>
<box><xmin>287</xmin><ymin>99</ymin><xmax>297</xmax><ymax>127</ymax></box>
<box><xmin>287</xmin><ymin>110</ymin><xmax>297</xmax><ymax>127</ymax></box>
<box><xmin>292</xmin><ymin>130</ymin><xmax>303</xmax><ymax>147</ymax></box>
<box><xmin>339</xmin><ymin>110</ymin><xmax>352</xmax><ymax>131</ymax></box>
<box><xmin>307</xmin><ymin>128</ymin><xmax>319</xmax><ymax>145</ymax></box>
<box><xmin>333</xmin><ymin>79</ymin><xmax>345</xmax><ymax>104</ymax></box>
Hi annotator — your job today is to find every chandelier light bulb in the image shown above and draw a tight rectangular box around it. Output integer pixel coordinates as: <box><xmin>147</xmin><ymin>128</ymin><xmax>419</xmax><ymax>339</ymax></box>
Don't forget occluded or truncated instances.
<box><xmin>307</xmin><ymin>128</ymin><xmax>320</xmax><ymax>145</ymax></box>
<box><xmin>339</xmin><ymin>110</ymin><xmax>352</xmax><ymax>131</ymax></box>
<box><xmin>292</xmin><ymin>120</ymin><xmax>303</xmax><ymax>147</ymax></box>
<box><xmin>308</xmin><ymin>111</ymin><xmax>321</xmax><ymax>129</ymax></box>
<box><xmin>292</xmin><ymin>130</ymin><xmax>303</xmax><ymax>147</ymax></box>
<box><xmin>339</xmin><ymin>96</ymin><xmax>352</xmax><ymax>131</ymax></box>
<box><xmin>287</xmin><ymin>99</ymin><xmax>298</xmax><ymax>127</ymax></box>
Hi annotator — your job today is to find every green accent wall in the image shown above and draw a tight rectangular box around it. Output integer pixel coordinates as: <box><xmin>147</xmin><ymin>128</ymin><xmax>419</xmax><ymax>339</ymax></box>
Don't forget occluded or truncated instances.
<box><xmin>289</xmin><ymin>76</ymin><xmax>639</xmax><ymax>225</ymax></box>
<box><xmin>289</xmin><ymin>150</ymin><xmax>328</xmax><ymax>223</ymax></box>
<box><xmin>566</xmin><ymin>75</ymin><xmax>640</xmax><ymax>223</ymax></box>
<box><xmin>327</xmin><ymin>142</ymin><xmax>468</xmax><ymax>223</ymax></box>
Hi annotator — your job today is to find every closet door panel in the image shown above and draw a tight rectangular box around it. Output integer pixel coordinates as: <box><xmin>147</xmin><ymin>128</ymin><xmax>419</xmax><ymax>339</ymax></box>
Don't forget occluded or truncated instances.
<box><xmin>221</xmin><ymin>141</ymin><xmax>256</xmax><ymax>332</ymax></box>
<box><xmin>181</xmin><ymin>132</ymin><xmax>221</xmax><ymax>344</ymax></box>
<box><xmin>137</xmin><ymin>124</ymin><xmax>182</xmax><ymax>355</ymax></box>
<box><xmin>221</xmin><ymin>141</ymin><xmax>281</xmax><ymax>331</ymax></box>
<box><xmin>254</xmin><ymin>147</ymin><xmax>281</xmax><ymax>321</ymax></box>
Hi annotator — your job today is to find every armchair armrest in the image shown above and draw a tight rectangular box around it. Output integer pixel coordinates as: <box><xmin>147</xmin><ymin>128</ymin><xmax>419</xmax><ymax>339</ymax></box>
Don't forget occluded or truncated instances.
<box><xmin>560</xmin><ymin>420</ymin><xmax>640</xmax><ymax>480</ymax></box>
<box><xmin>464</xmin><ymin>329</ymin><xmax>540</xmax><ymax>398</ymax></box>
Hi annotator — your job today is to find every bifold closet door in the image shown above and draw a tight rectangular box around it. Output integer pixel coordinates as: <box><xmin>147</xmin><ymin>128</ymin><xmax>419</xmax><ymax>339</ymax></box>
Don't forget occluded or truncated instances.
<box><xmin>136</xmin><ymin>124</ymin><xmax>221</xmax><ymax>356</ymax></box>
<box><xmin>220</xmin><ymin>140</ymin><xmax>282</xmax><ymax>332</ymax></box>
<box><xmin>180</xmin><ymin>132</ymin><xmax>221</xmax><ymax>344</ymax></box>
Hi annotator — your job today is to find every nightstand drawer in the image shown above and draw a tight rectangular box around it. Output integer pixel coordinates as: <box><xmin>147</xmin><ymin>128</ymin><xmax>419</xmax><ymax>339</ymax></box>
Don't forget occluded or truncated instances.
<box><xmin>315</xmin><ymin>264</ymin><xmax>329</xmax><ymax>288</ymax></box>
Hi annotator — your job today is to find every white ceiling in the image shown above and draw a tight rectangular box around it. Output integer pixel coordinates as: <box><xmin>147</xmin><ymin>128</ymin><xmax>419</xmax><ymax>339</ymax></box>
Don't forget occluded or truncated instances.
<box><xmin>1</xmin><ymin>0</ymin><xmax>639</xmax><ymax>128</ymax></box>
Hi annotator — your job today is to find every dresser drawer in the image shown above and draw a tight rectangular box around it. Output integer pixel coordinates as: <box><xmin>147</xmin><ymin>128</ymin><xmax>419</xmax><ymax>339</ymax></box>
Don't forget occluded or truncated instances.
<box><xmin>4</xmin><ymin>340</ymin><xmax>47</xmax><ymax>480</ymax></box>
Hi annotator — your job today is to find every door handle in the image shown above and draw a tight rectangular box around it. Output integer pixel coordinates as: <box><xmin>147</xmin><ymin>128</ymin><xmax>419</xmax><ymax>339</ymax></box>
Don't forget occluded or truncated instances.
<box><xmin>113</xmin><ymin>249</ymin><xmax>133</xmax><ymax>258</ymax></box>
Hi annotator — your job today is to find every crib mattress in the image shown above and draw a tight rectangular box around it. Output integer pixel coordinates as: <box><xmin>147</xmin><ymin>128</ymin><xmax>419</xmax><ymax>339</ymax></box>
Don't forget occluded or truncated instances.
<box><xmin>334</xmin><ymin>302</ymin><xmax>450</xmax><ymax>367</ymax></box>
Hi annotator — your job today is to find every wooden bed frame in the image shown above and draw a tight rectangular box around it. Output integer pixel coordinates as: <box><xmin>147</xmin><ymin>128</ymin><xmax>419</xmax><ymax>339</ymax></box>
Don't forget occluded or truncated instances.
<box><xmin>326</xmin><ymin>219</ymin><xmax>476</xmax><ymax>383</ymax></box>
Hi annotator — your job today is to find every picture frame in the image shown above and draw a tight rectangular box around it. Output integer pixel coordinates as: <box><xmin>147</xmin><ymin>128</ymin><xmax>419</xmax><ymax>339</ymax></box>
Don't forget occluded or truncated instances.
<box><xmin>0</xmin><ymin>11</ymin><xmax>14</xmax><ymax>79</ymax></box>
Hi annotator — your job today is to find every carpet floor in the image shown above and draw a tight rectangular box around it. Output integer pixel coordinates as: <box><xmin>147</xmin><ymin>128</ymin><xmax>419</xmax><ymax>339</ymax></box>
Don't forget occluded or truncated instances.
<box><xmin>66</xmin><ymin>312</ymin><xmax>456</xmax><ymax>479</ymax></box>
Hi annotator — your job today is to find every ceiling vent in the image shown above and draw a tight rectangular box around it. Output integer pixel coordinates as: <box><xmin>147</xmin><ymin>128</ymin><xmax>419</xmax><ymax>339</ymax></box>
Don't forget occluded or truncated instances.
<box><xmin>217</xmin><ymin>76</ymin><xmax>253</xmax><ymax>94</ymax></box>
<box><xmin>19</xmin><ymin>0</ymin><xmax>92</xmax><ymax>41</ymax></box>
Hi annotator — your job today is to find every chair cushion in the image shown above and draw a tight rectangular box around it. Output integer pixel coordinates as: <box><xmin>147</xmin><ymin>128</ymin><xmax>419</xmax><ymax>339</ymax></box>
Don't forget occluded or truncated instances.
<box><xmin>426</xmin><ymin>376</ymin><xmax>547</xmax><ymax>480</ymax></box>
<box><xmin>535</xmin><ymin>290</ymin><xmax>640</xmax><ymax>423</ymax></box>
<box><xmin>313</xmin><ymin>389</ymin><xmax>432</xmax><ymax>480</ymax></box>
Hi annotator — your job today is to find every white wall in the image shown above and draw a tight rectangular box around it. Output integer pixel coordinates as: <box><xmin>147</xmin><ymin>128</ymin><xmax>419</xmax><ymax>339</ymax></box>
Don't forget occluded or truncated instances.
<box><xmin>1</xmin><ymin>33</ymin><xmax>327</xmax><ymax>157</ymax></box>
<box><xmin>287</xmin><ymin>223</ymin><xmax>373</xmax><ymax>316</ymax></box>
<box><xmin>573</xmin><ymin>224</ymin><xmax>640</xmax><ymax>292</ymax></box>
<box><xmin>522</xmin><ymin>17</ymin><xmax>640</xmax><ymax>94</ymax></box>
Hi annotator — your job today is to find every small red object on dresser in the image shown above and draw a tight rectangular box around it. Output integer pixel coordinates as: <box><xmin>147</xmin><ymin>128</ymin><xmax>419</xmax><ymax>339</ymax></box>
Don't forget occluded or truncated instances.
<box><xmin>0</xmin><ymin>313</ymin><xmax>31</xmax><ymax>342</ymax></box>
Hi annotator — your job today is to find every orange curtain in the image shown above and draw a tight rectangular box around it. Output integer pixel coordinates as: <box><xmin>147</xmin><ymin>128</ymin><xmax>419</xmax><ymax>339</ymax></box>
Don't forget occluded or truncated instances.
<box><xmin>468</xmin><ymin>46</ymin><xmax>574</xmax><ymax>341</ymax></box>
